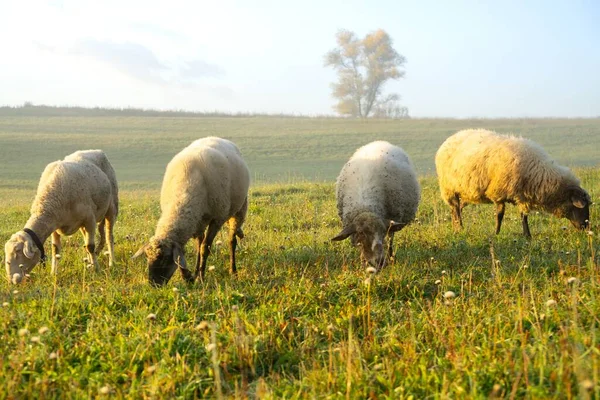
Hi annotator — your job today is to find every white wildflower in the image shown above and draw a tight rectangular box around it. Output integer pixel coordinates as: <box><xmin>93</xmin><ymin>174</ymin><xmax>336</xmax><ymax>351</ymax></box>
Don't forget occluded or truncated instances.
<box><xmin>441</xmin><ymin>270</ymin><xmax>447</xmax><ymax>275</ymax></box>
<box><xmin>208</xmin><ymin>265</ymin><xmax>216</xmax><ymax>271</ymax></box>
<box><xmin>581</xmin><ymin>379</ymin><xmax>594</xmax><ymax>391</ymax></box>
<box><xmin>48</xmin><ymin>352</ymin><xmax>58</xmax><ymax>360</ymax></box>
<box><xmin>215</xmin><ymin>240</ymin><xmax>223</xmax><ymax>246</ymax></box>
<box><xmin>196</xmin><ymin>321</ymin><xmax>209</xmax><ymax>330</ymax></box>
<box><xmin>99</xmin><ymin>385</ymin><xmax>112</xmax><ymax>395</ymax></box>
<box><xmin>443</xmin><ymin>291</ymin><xmax>456</xmax><ymax>299</ymax></box>
<box><xmin>435</xmin><ymin>280</ymin><xmax>441</xmax><ymax>285</ymax></box>
<box><xmin>18</xmin><ymin>328</ymin><xmax>29</xmax><ymax>337</ymax></box>
<box><xmin>30</xmin><ymin>336</ymin><xmax>41</xmax><ymax>343</ymax></box>
<box><xmin>146</xmin><ymin>313</ymin><xmax>157</xmax><ymax>321</ymax></box>
<box><xmin>38</xmin><ymin>326</ymin><xmax>50</xmax><ymax>335</ymax></box>
<box><xmin>546</xmin><ymin>299</ymin><xmax>557</xmax><ymax>307</ymax></box>
<box><xmin>567</xmin><ymin>277</ymin><xmax>578</xmax><ymax>285</ymax></box>
<box><xmin>2</xmin><ymin>302</ymin><xmax>9</xmax><ymax>307</ymax></box>
<box><xmin>366</xmin><ymin>266</ymin><xmax>377</xmax><ymax>274</ymax></box>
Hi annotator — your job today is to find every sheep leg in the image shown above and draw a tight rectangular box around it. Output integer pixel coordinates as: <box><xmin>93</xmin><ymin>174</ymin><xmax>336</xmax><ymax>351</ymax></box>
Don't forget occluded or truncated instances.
<box><xmin>193</xmin><ymin>233</ymin><xmax>204</xmax><ymax>280</ymax></box>
<box><xmin>51</xmin><ymin>231</ymin><xmax>61</xmax><ymax>275</ymax></box>
<box><xmin>449</xmin><ymin>195</ymin><xmax>463</xmax><ymax>230</ymax></box>
<box><xmin>197</xmin><ymin>221</ymin><xmax>222</xmax><ymax>281</ymax></box>
<box><xmin>387</xmin><ymin>232</ymin><xmax>396</xmax><ymax>261</ymax></box>
<box><xmin>495</xmin><ymin>203</ymin><xmax>506</xmax><ymax>235</ymax></box>
<box><xmin>104</xmin><ymin>207</ymin><xmax>117</xmax><ymax>267</ymax></box>
<box><xmin>228</xmin><ymin>201</ymin><xmax>247</xmax><ymax>275</ymax></box>
<box><xmin>80</xmin><ymin>221</ymin><xmax>98</xmax><ymax>272</ymax></box>
<box><xmin>96</xmin><ymin>219</ymin><xmax>106</xmax><ymax>256</ymax></box>
<box><xmin>521</xmin><ymin>213</ymin><xmax>532</xmax><ymax>239</ymax></box>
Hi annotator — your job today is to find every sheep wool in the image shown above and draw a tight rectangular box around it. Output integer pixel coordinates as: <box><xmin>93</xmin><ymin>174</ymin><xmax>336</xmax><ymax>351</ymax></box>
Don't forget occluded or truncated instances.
<box><xmin>4</xmin><ymin>150</ymin><xmax>119</xmax><ymax>282</ymax></box>
<box><xmin>332</xmin><ymin>141</ymin><xmax>420</xmax><ymax>269</ymax></box>
<box><xmin>136</xmin><ymin>137</ymin><xmax>250</xmax><ymax>286</ymax></box>
<box><xmin>435</xmin><ymin>129</ymin><xmax>591</xmax><ymax>237</ymax></box>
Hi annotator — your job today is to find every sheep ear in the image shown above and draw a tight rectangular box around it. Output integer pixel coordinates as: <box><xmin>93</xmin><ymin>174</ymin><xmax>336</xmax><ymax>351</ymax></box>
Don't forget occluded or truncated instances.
<box><xmin>388</xmin><ymin>220</ymin><xmax>407</xmax><ymax>233</ymax></box>
<box><xmin>173</xmin><ymin>244</ymin><xmax>188</xmax><ymax>270</ymax></box>
<box><xmin>23</xmin><ymin>237</ymin><xmax>37</xmax><ymax>259</ymax></box>
<box><xmin>570</xmin><ymin>188</ymin><xmax>590</xmax><ymax>209</ymax></box>
<box><xmin>132</xmin><ymin>244</ymin><xmax>149</xmax><ymax>259</ymax></box>
<box><xmin>331</xmin><ymin>225</ymin><xmax>356</xmax><ymax>241</ymax></box>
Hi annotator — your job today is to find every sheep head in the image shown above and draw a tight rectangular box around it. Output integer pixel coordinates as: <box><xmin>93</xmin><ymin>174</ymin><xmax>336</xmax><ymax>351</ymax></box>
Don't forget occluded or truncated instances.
<box><xmin>134</xmin><ymin>238</ymin><xmax>189</xmax><ymax>286</ymax></box>
<box><xmin>4</xmin><ymin>232</ymin><xmax>41</xmax><ymax>284</ymax></box>
<box><xmin>552</xmin><ymin>186</ymin><xmax>591</xmax><ymax>230</ymax></box>
<box><xmin>332</xmin><ymin>212</ymin><xmax>400</xmax><ymax>270</ymax></box>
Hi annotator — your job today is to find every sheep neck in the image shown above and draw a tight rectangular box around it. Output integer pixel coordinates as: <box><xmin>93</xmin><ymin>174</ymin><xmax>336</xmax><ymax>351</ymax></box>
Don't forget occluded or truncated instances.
<box><xmin>24</xmin><ymin>214</ymin><xmax>55</xmax><ymax>245</ymax></box>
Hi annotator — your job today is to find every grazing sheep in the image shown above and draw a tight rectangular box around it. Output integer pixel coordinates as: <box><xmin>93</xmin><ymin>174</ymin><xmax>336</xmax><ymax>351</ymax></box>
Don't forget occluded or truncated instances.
<box><xmin>435</xmin><ymin>129</ymin><xmax>591</xmax><ymax>237</ymax></box>
<box><xmin>4</xmin><ymin>150</ymin><xmax>119</xmax><ymax>283</ymax></box>
<box><xmin>332</xmin><ymin>141</ymin><xmax>421</xmax><ymax>269</ymax></box>
<box><xmin>134</xmin><ymin>137</ymin><xmax>250</xmax><ymax>286</ymax></box>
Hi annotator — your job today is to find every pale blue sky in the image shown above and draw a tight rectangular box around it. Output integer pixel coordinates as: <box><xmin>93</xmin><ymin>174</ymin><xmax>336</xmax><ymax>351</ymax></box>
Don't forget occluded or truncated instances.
<box><xmin>1</xmin><ymin>0</ymin><xmax>598</xmax><ymax>117</ymax></box>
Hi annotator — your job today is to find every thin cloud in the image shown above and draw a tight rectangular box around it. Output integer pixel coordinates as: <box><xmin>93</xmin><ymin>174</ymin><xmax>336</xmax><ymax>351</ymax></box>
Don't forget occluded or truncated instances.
<box><xmin>71</xmin><ymin>39</ymin><xmax>168</xmax><ymax>85</ymax></box>
<box><xmin>181</xmin><ymin>59</ymin><xmax>225</xmax><ymax>79</ymax></box>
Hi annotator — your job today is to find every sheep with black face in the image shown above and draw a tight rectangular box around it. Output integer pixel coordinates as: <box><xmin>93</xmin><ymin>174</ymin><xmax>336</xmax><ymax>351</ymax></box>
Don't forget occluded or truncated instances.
<box><xmin>435</xmin><ymin>129</ymin><xmax>591</xmax><ymax>237</ymax></box>
<box><xmin>332</xmin><ymin>141</ymin><xmax>420</xmax><ymax>270</ymax></box>
<box><xmin>134</xmin><ymin>137</ymin><xmax>249</xmax><ymax>286</ymax></box>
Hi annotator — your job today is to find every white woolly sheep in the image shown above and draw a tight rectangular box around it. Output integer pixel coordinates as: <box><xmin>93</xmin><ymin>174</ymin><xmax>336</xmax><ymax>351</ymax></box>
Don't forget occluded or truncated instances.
<box><xmin>4</xmin><ymin>150</ymin><xmax>119</xmax><ymax>283</ymax></box>
<box><xmin>332</xmin><ymin>141</ymin><xmax>421</xmax><ymax>269</ymax></box>
<box><xmin>435</xmin><ymin>129</ymin><xmax>591</xmax><ymax>237</ymax></box>
<box><xmin>134</xmin><ymin>137</ymin><xmax>250</xmax><ymax>286</ymax></box>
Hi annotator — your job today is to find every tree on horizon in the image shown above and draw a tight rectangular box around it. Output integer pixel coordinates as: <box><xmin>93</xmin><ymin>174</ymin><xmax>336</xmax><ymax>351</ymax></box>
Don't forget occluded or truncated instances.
<box><xmin>324</xmin><ymin>29</ymin><xmax>408</xmax><ymax>118</ymax></box>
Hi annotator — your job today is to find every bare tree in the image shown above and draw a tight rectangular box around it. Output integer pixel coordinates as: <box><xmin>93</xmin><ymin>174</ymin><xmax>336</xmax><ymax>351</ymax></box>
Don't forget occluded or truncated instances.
<box><xmin>324</xmin><ymin>29</ymin><xmax>407</xmax><ymax>118</ymax></box>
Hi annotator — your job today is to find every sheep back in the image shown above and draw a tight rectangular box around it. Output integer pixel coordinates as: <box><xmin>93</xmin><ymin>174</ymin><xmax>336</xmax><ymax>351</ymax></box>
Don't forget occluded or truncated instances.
<box><xmin>336</xmin><ymin>141</ymin><xmax>420</xmax><ymax>227</ymax></box>
<box><xmin>435</xmin><ymin>129</ymin><xmax>582</xmax><ymax>213</ymax></box>
<box><xmin>155</xmin><ymin>137</ymin><xmax>250</xmax><ymax>243</ymax></box>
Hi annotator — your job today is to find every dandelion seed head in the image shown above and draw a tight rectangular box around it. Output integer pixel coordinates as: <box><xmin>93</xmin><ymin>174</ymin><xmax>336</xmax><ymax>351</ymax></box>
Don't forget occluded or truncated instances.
<box><xmin>55</xmin><ymin>254</ymin><xmax>61</xmax><ymax>259</ymax></box>
<box><xmin>12</xmin><ymin>290</ymin><xmax>19</xmax><ymax>294</ymax></box>
<box><xmin>208</xmin><ymin>265</ymin><xmax>216</xmax><ymax>271</ymax></box>
<box><xmin>48</xmin><ymin>352</ymin><xmax>58</xmax><ymax>360</ymax></box>
<box><xmin>435</xmin><ymin>280</ymin><xmax>441</xmax><ymax>285</ymax></box>
<box><xmin>99</xmin><ymin>385</ymin><xmax>112</xmax><ymax>395</ymax></box>
<box><xmin>2</xmin><ymin>302</ymin><xmax>8</xmax><ymax>307</ymax></box>
<box><xmin>443</xmin><ymin>291</ymin><xmax>456</xmax><ymax>299</ymax></box>
<box><xmin>441</xmin><ymin>270</ymin><xmax>447</xmax><ymax>275</ymax></box>
<box><xmin>38</xmin><ymin>326</ymin><xmax>50</xmax><ymax>335</ymax></box>
<box><xmin>581</xmin><ymin>379</ymin><xmax>594</xmax><ymax>391</ymax></box>
<box><xmin>567</xmin><ymin>277</ymin><xmax>578</xmax><ymax>285</ymax></box>
<box><xmin>546</xmin><ymin>299</ymin><xmax>557</xmax><ymax>307</ymax></box>
<box><xmin>196</xmin><ymin>321</ymin><xmax>209</xmax><ymax>330</ymax></box>
<box><xmin>366</xmin><ymin>266</ymin><xmax>377</xmax><ymax>274</ymax></box>
<box><xmin>18</xmin><ymin>328</ymin><xmax>29</xmax><ymax>337</ymax></box>
<box><xmin>146</xmin><ymin>313</ymin><xmax>157</xmax><ymax>321</ymax></box>
<box><xmin>30</xmin><ymin>336</ymin><xmax>40</xmax><ymax>343</ymax></box>
<box><xmin>215</xmin><ymin>240</ymin><xmax>223</xmax><ymax>246</ymax></box>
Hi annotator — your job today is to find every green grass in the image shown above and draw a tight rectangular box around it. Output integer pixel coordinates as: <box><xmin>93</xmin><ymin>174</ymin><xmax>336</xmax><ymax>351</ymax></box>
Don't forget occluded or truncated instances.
<box><xmin>1</xmin><ymin>115</ymin><xmax>599</xmax><ymax>398</ymax></box>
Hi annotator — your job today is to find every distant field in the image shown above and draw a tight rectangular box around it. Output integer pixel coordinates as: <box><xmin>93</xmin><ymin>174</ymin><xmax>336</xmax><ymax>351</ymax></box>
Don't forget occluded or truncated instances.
<box><xmin>0</xmin><ymin>114</ymin><xmax>599</xmax><ymax>191</ymax></box>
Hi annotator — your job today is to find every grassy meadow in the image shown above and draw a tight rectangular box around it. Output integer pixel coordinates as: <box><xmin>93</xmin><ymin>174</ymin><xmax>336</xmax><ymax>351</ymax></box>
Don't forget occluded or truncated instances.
<box><xmin>1</xmin><ymin>111</ymin><xmax>599</xmax><ymax>398</ymax></box>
